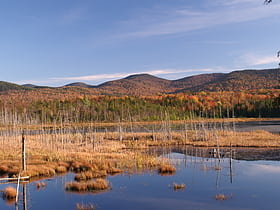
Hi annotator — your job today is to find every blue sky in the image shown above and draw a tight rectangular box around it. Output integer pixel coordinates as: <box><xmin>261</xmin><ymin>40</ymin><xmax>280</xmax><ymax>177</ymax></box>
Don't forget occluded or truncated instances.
<box><xmin>1</xmin><ymin>0</ymin><xmax>280</xmax><ymax>86</ymax></box>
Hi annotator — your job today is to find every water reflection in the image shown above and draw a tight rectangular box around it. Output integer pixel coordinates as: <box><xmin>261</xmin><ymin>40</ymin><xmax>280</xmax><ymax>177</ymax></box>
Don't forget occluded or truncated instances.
<box><xmin>244</xmin><ymin>163</ymin><xmax>280</xmax><ymax>175</ymax></box>
<box><xmin>1</xmin><ymin>147</ymin><xmax>280</xmax><ymax>210</ymax></box>
<box><xmin>2</xmin><ymin>120</ymin><xmax>279</xmax><ymax>137</ymax></box>
<box><xmin>149</xmin><ymin>146</ymin><xmax>280</xmax><ymax>161</ymax></box>
<box><xmin>15</xmin><ymin>184</ymin><xmax>27</xmax><ymax>210</ymax></box>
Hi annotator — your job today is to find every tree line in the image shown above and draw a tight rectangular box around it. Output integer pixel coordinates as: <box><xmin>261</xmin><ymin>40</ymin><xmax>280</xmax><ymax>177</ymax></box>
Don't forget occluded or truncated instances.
<box><xmin>0</xmin><ymin>90</ymin><xmax>279</xmax><ymax>125</ymax></box>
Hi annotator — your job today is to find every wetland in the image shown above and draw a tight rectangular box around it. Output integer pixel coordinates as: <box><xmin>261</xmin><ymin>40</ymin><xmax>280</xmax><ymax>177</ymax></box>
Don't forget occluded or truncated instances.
<box><xmin>1</xmin><ymin>146</ymin><xmax>280</xmax><ymax>210</ymax></box>
<box><xmin>0</xmin><ymin>119</ymin><xmax>279</xmax><ymax>210</ymax></box>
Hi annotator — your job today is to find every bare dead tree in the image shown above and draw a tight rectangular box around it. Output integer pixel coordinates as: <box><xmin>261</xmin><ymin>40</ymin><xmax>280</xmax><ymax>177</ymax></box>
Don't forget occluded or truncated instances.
<box><xmin>264</xmin><ymin>0</ymin><xmax>272</xmax><ymax>4</ymax></box>
<box><xmin>264</xmin><ymin>1</ymin><xmax>280</xmax><ymax>68</ymax></box>
<box><xmin>278</xmin><ymin>51</ymin><xmax>280</xmax><ymax>68</ymax></box>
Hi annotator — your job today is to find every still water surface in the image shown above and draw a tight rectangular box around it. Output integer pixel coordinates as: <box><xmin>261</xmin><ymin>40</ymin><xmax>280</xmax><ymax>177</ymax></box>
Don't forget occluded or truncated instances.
<box><xmin>1</xmin><ymin>148</ymin><xmax>280</xmax><ymax>210</ymax></box>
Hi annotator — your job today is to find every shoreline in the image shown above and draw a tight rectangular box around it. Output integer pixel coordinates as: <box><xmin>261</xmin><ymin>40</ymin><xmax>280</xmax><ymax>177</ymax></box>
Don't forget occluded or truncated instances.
<box><xmin>0</xmin><ymin>117</ymin><xmax>280</xmax><ymax>130</ymax></box>
<box><xmin>0</xmin><ymin>119</ymin><xmax>279</xmax><ymax>181</ymax></box>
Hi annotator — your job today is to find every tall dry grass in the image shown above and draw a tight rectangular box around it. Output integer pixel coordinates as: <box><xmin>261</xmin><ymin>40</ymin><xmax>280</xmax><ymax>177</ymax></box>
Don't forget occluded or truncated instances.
<box><xmin>2</xmin><ymin>186</ymin><xmax>17</xmax><ymax>200</ymax></box>
<box><xmin>0</xmin><ymin>120</ymin><xmax>279</xmax><ymax>180</ymax></box>
<box><xmin>66</xmin><ymin>178</ymin><xmax>110</xmax><ymax>192</ymax></box>
<box><xmin>0</xmin><ymin>131</ymin><xmax>161</xmax><ymax>179</ymax></box>
<box><xmin>173</xmin><ymin>183</ymin><xmax>186</xmax><ymax>190</ymax></box>
<box><xmin>158</xmin><ymin>164</ymin><xmax>176</xmax><ymax>176</ymax></box>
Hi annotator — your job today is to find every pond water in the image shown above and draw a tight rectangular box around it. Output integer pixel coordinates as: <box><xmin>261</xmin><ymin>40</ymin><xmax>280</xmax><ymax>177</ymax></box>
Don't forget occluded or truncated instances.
<box><xmin>1</xmin><ymin>147</ymin><xmax>280</xmax><ymax>210</ymax></box>
<box><xmin>235</xmin><ymin>120</ymin><xmax>280</xmax><ymax>134</ymax></box>
<box><xmin>1</xmin><ymin>120</ymin><xmax>279</xmax><ymax>137</ymax></box>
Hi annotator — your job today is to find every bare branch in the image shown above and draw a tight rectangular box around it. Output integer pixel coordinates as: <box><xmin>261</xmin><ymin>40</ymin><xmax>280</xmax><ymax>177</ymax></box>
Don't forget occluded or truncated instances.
<box><xmin>264</xmin><ymin>0</ymin><xmax>273</xmax><ymax>4</ymax></box>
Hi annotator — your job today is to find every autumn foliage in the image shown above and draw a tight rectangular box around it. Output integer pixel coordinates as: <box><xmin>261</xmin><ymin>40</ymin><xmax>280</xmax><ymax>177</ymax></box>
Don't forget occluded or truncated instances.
<box><xmin>0</xmin><ymin>89</ymin><xmax>279</xmax><ymax>126</ymax></box>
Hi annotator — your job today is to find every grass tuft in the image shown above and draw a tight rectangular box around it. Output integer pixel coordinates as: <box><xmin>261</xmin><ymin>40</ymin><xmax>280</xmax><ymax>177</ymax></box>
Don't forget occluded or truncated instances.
<box><xmin>74</xmin><ymin>171</ymin><xmax>94</xmax><ymax>182</ymax></box>
<box><xmin>56</xmin><ymin>166</ymin><xmax>68</xmax><ymax>173</ymax></box>
<box><xmin>158</xmin><ymin>164</ymin><xmax>176</xmax><ymax>175</ymax></box>
<box><xmin>173</xmin><ymin>183</ymin><xmax>186</xmax><ymax>190</ymax></box>
<box><xmin>66</xmin><ymin>178</ymin><xmax>110</xmax><ymax>192</ymax></box>
<box><xmin>106</xmin><ymin>167</ymin><xmax>123</xmax><ymax>175</ymax></box>
<box><xmin>214</xmin><ymin>166</ymin><xmax>222</xmax><ymax>171</ymax></box>
<box><xmin>2</xmin><ymin>187</ymin><xmax>17</xmax><ymax>200</ymax></box>
<box><xmin>35</xmin><ymin>182</ymin><xmax>46</xmax><ymax>190</ymax></box>
<box><xmin>215</xmin><ymin>194</ymin><xmax>228</xmax><ymax>200</ymax></box>
<box><xmin>76</xmin><ymin>203</ymin><xmax>95</xmax><ymax>210</ymax></box>
<box><xmin>71</xmin><ymin>161</ymin><xmax>92</xmax><ymax>173</ymax></box>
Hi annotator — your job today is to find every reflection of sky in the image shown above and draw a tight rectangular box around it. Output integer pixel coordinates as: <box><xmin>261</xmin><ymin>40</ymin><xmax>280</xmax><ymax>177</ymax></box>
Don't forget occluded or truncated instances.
<box><xmin>1</xmin><ymin>156</ymin><xmax>280</xmax><ymax>209</ymax></box>
<box><xmin>243</xmin><ymin>162</ymin><xmax>280</xmax><ymax>176</ymax></box>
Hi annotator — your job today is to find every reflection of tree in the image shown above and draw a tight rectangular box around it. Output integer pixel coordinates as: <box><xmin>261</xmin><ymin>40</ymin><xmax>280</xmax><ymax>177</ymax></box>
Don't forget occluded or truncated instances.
<box><xmin>15</xmin><ymin>184</ymin><xmax>28</xmax><ymax>210</ymax></box>
<box><xmin>23</xmin><ymin>184</ymin><xmax>27</xmax><ymax>210</ymax></box>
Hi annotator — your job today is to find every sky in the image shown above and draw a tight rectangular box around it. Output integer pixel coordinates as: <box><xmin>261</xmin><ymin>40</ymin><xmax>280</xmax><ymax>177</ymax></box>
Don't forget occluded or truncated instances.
<box><xmin>1</xmin><ymin>0</ymin><xmax>280</xmax><ymax>86</ymax></box>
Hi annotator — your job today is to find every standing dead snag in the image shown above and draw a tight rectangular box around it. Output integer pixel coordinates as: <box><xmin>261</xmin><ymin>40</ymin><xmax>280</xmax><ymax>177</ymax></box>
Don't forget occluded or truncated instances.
<box><xmin>264</xmin><ymin>0</ymin><xmax>272</xmax><ymax>4</ymax></box>
<box><xmin>22</xmin><ymin>130</ymin><xmax>26</xmax><ymax>171</ymax></box>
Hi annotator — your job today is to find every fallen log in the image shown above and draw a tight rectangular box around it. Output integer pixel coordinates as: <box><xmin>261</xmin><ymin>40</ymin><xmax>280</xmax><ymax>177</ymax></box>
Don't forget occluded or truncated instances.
<box><xmin>0</xmin><ymin>176</ymin><xmax>30</xmax><ymax>182</ymax></box>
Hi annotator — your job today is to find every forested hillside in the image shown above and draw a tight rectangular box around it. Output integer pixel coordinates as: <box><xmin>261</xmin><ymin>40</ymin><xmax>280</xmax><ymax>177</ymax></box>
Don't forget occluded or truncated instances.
<box><xmin>192</xmin><ymin>69</ymin><xmax>280</xmax><ymax>91</ymax></box>
<box><xmin>0</xmin><ymin>68</ymin><xmax>279</xmax><ymax>124</ymax></box>
<box><xmin>0</xmin><ymin>89</ymin><xmax>279</xmax><ymax>124</ymax></box>
<box><xmin>0</xmin><ymin>81</ymin><xmax>30</xmax><ymax>92</ymax></box>
<box><xmin>1</xmin><ymin>68</ymin><xmax>279</xmax><ymax>95</ymax></box>
<box><xmin>69</xmin><ymin>68</ymin><xmax>280</xmax><ymax>94</ymax></box>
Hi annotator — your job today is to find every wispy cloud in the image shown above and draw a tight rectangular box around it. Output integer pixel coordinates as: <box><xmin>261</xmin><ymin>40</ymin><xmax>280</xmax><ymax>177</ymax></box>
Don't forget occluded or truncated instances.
<box><xmin>203</xmin><ymin>40</ymin><xmax>236</xmax><ymax>45</ymax></box>
<box><xmin>218</xmin><ymin>0</ymin><xmax>260</xmax><ymax>6</ymax></box>
<box><xmin>59</xmin><ymin>7</ymin><xmax>87</xmax><ymax>25</ymax></box>
<box><xmin>57</xmin><ymin>73</ymin><xmax>133</xmax><ymax>82</ymax></box>
<box><xmin>53</xmin><ymin>68</ymin><xmax>215</xmax><ymax>82</ymax></box>
<box><xmin>118</xmin><ymin>0</ymin><xmax>280</xmax><ymax>38</ymax></box>
<box><xmin>15</xmin><ymin>68</ymin><xmax>218</xmax><ymax>86</ymax></box>
<box><xmin>240</xmin><ymin>53</ymin><xmax>279</xmax><ymax>67</ymax></box>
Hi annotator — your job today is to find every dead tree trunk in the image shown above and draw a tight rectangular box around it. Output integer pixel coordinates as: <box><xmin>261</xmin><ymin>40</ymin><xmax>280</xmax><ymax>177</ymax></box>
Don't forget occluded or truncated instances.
<box><xmin>22</xmin><ymin>131</ymin><xmax>26</xmax><ymax>171</ymax></box>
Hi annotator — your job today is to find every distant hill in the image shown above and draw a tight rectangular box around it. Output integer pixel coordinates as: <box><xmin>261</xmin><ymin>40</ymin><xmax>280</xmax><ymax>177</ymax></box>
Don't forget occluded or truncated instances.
<box><xmin>172</xmin><ymin>73</ymin><xmax>225</xmax><ymax>92</ymax></box>
<box><xmin>97</xmin><ymin>74</ymin><xmax>172</xmax><ymax>95</ymax></box>
<box><xmin>0</xmin><ymin>81</ymin><xmax>31</xmax><ymax>92</ymax></box>
<box><xmin>187</xmin><ymin>68</ymin><xmax>280</xmax><ymax>92</ymax></box>
<box><xmin>95</xmin><ymin>69</ymin><xmax>280</xmax><ymax>94</ymax></box>
<box><xmin>1</xmin><ymin>68</ymin><xmax>279</xmax><ymax>95</ymax></box>
<box><xmin>64</xmin><ymin>82</ymin><xmax>96</xmax><ymax>88</ymax></box>
<box><xmin>22</xmin><ymin>84</ymin><xmax>52</xmax><ymax>89</ymax></box>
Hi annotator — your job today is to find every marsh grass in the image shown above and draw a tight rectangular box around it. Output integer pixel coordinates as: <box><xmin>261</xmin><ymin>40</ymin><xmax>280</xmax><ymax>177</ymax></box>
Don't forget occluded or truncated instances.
<box><xmin>215</xmin><ymin>194</ymin><xmax>231</xmax><ymax>200</ymax></box>
<box><xmin>2</xmin><ymin>187</ymin><xmax>17</xmax><ymax>200</ymax></box>
<box><xmin>173</xmin><ymin>183</ymin><xmax>186</xmax><ymax>191</ymax></box>
<box><xmin>76</xmin><ymin>203</ymin><xmax>95</xmax><ymax>210</ymax></box>
<box><xmin>158</xmin><ymin>164</ymin><xmax>176</xmax><ymax>175</ymax></box>
<box><xmin>66</xmin><ymin>179</ymin><xmax>110</xmax><ymax>192</ymax></box>
<box><xmin>0</xmin><ymin>120</ymin><xmax>279</xmax><ymax>180</ymax></box>
<box><xmin>74</xmin><ymin>170</ymin><xmax>107</xmax><ymax>182</ymax></box>
<box><xmin>70</xmin><ymin>161</ymin><xmax>94</xmax><ymax>173</ymax></box>
<box><xmin>106</xmin><ymin>167</ymin><xmax>123</xmax><ymax>175</ymax></box>
<box><xmin>74</xmin><ymin>171</ymin><xmax>94</xmax><ymax>182</ymax></box>
<box><xmin>121</xmin><ymin>130</ymin><xmax>280</xmax><ymax>148</ymax></box>
<box><xmin>214</xmin><ymin>166</ymin><xmax>222</xmax><ymax>171</ymax></box>
<box><xmin>0</xmin><ymin>132</ymin><xmax>161</xmax><ymax>180</ymax></box>
<box><xmin>35</xmin><ymin>182</ymin><xmax>46</xmax><ymax>190</ymax></box>
<box><xmin>55</xmin><ymin>165</ymin><xmax>68</xmax><ymax>173</ymax></box>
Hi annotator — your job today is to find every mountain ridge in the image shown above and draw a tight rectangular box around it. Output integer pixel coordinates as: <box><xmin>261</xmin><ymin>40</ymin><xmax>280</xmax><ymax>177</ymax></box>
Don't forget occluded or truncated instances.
<box><xmin>2</xmin><ymin>68</ymin><xmax>280</xmax><ymax>95</ymax></box>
